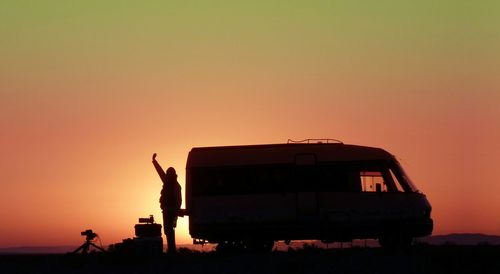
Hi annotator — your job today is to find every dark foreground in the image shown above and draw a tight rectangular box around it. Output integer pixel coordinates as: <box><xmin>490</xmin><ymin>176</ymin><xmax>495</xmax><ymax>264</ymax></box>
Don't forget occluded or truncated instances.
<box><xmin>1</xmin><ymin>245</ymin><xmax>499</xmax><ymax>274</ymax></box>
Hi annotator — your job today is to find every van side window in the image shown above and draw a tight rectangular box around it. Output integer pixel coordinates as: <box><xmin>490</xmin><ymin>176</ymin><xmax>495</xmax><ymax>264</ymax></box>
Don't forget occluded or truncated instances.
<box><xmin>316</xmin><ymin>166</ymin><xmax>351</xmax><ymax>192</ymax></box>
<box><xmin>360</xmin><ymin>171</ymin><xmax>387</xmax><ymax>192</ymax></box>
<box><xmin>191</xmin><ymin>166</ymin><xmax>293</xmax><ymax>196</ymax></box>
<box><xmin>388</xmin><ymin>168</ymin><xmax>405</xmax><ymax>192</ymax></box>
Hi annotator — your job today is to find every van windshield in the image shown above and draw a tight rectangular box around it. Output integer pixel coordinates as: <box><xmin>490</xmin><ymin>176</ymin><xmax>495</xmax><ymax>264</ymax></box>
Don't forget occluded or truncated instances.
<box><xmin>392</xmin><ymin>160</ymin><xmax>419</xmax><ymax>193</ymax></box>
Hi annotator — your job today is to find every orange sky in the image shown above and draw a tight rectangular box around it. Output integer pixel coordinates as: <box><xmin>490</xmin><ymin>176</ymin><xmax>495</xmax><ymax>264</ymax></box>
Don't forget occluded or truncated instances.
<box><xmin>1</xmin><ymin>1</ymin><xmax>500</xmax><ymax>247</ymax></box>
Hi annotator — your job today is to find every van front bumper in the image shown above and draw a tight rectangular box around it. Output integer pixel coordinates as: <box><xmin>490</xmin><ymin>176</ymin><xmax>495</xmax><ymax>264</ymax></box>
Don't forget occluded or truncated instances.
<box><xmin>406</xmin><ymin>218</ymin><xmax>433</xmax><ymax>237</ymax></box>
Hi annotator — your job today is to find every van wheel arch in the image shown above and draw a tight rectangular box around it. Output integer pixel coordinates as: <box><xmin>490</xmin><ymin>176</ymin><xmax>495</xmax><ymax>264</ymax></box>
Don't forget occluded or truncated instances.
<box><xmin>215</xmin><ymin>240</ymin><xmax>274</xmax><ymax>253</ymax></box>
<box><xmin>379</xmin><ymin>234</ymin><xmax>413</xmax><ymax>249</ymax></box>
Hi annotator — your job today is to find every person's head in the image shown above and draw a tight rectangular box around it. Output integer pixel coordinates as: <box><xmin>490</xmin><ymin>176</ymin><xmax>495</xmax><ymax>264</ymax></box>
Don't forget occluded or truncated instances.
<box><xmin>166</xmin><ymin>167</ymin><xmax>177</xmax><ymax>181</ymax></box>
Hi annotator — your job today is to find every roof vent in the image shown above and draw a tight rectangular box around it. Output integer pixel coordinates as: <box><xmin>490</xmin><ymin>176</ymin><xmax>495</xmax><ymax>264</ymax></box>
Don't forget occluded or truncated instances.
<box><xmin>287</xmin><ymin>138</ymin><xmax>343</xmax><ymax>144</ymax></box>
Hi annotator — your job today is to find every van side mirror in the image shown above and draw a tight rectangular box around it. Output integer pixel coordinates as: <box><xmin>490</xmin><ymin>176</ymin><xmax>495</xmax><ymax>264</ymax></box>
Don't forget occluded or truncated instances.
<box><xmin>375</xmin><ymin>183</ymin><xmax>382</xmax><ymax>193</ymax></box>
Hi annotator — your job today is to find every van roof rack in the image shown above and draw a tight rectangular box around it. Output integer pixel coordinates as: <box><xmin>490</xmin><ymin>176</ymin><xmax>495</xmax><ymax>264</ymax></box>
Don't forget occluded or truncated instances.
<box><xmin>287</xmin><ymin>138</ymin><xmax>344</xmax><ymax>144</ymax></box>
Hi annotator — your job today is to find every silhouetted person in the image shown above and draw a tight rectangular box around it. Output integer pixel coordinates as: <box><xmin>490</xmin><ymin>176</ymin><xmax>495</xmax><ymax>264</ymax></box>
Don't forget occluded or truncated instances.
<box><xmin>152</xmin><ymin>153</ymin><xmax>182</xmax><ymax>254</ymax></box>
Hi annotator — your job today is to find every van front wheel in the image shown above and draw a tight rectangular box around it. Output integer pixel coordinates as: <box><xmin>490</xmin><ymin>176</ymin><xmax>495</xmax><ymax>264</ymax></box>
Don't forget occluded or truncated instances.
<box><xmin>379</xmin><ymin>235</ymin><xmax>413</xmax><ymax>249</ymax></box>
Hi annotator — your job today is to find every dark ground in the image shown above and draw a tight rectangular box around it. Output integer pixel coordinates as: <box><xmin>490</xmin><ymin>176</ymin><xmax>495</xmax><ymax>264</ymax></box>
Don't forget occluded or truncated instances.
<box><xmin>1</xmin><ymin>245</ymin><xmax>499</xmax><ymax>274</ymax></box>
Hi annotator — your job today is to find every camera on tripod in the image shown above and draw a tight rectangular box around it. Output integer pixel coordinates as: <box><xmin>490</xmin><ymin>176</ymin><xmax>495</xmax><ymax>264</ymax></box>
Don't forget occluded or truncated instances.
<box><xmin>80</xmin><ymin>229</ymin><xmax>97</xmax><ymax>241</ymax></box>
<box><xmin>73</xmin><ymin>229</ymin><xmax>105</xmax><ymax>254</ymax></box>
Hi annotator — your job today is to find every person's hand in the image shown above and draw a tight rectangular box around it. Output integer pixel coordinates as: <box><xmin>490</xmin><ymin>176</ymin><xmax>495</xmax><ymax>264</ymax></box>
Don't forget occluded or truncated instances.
<box><xmin>152</xmin><ymin>153</ymin><xmax>157</xmax><ymax>161</ymax></box>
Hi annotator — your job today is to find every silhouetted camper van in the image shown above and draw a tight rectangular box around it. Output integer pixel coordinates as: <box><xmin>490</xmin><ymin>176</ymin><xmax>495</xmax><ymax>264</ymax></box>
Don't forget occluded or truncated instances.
<box><xmin>186</xmin><ymin>140</ymin><xmax>433</xmax><ymax>251</ymax></box>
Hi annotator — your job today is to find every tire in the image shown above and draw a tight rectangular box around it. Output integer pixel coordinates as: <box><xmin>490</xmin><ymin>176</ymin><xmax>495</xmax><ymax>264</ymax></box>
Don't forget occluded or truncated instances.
<box><xmin>379</xmin><ymin>234</ymin><xmax>413</xmax><ymax>250</ymax></box>
<box><xmin>244</xmin><ymin>240</ymin><xmax>274</xmax><ymax>252</ymax></box>
<box><xmin>215</xmin><ymin>241</ymin><xmax>245</xmax><ymax>253</ymax></box>
<box><xmin>216</xmin><ymin>240</ymin><xmax>274</xmax><ymax>253</ymax></box>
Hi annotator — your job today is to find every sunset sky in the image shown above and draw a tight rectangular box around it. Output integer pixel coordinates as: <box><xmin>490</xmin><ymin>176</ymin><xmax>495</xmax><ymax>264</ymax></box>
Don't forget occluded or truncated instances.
<box><xmin>1</xmin><ymin>1</ymin><xmax>499</xmax><ymax>247</ymax></box>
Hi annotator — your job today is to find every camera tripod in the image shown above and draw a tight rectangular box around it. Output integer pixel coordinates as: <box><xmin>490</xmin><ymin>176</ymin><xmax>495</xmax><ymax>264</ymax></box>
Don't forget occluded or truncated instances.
<box><xmin>73</xmin><ymin>232</ymin><xmax>106</xmax><ymax>254</ymax></box>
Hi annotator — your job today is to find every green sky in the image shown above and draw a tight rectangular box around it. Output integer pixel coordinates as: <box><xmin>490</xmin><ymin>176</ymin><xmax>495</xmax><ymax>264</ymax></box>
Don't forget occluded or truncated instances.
<box><xmin>2</xmin><ymin>1</ymin><xmax>499</xmax><ymax>87</ymax></box>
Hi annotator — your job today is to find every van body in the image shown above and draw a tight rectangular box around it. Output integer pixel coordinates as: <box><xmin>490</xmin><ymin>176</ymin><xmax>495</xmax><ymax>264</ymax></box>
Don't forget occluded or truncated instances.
<box><xmin>186</xmin><ymin>142</ymin><xmax>433</xmax><ymax>248</ymax></box>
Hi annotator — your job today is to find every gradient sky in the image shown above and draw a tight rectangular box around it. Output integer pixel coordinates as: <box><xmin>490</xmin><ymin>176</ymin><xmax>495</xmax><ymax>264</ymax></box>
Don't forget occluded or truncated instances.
<box><xmin>1</xmin><ymin>1</ymin><xmax>499</xmax><ymax>247</ymax></box>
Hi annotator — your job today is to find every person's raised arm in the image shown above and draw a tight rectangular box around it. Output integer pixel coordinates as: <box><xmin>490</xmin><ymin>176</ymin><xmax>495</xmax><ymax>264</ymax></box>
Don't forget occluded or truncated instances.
<box><xmin>152</xmin><ymin>153</ymin><xmax>166</xmax><ymax>183</ymax></box>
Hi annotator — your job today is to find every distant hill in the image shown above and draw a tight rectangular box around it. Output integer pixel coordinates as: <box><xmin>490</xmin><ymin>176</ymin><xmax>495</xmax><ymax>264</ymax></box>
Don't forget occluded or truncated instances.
<box><xmin>419</xmin><ymin>233</ymin><xmax>500</xmax><ymax>246</ymax></box>
<box><xmin>1</xmin><ymin>234</ymin><xmax>499</xmax><ymax>254</ymax></box>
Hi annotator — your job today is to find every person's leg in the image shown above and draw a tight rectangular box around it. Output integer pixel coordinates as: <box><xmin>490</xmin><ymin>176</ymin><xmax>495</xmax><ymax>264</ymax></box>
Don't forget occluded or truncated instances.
<box><xmin>162</xmin><ymin>210</ymin><xmax>170</xmax><ymax>253</ymax></box>
<box><xmin>165</xmin><ymin>211</ymin><xmax>177</xmax><ymax>254</ymax></box>
<box><xmin>166</xmin><ymin>226</ymin><xmax>176</xmax><ymax>254</ymax></box>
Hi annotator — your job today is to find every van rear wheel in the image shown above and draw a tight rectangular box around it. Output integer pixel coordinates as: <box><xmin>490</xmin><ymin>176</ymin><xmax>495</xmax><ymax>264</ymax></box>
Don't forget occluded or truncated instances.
<box><xmin>215</xmin><ymin>241</ymin><xmax>245</xmax><ymax>252</ymax></box>
<box><xmin>244</xmin><ymin>240</ymin><xmax>274</xmax><ymax>252</ymax></box>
